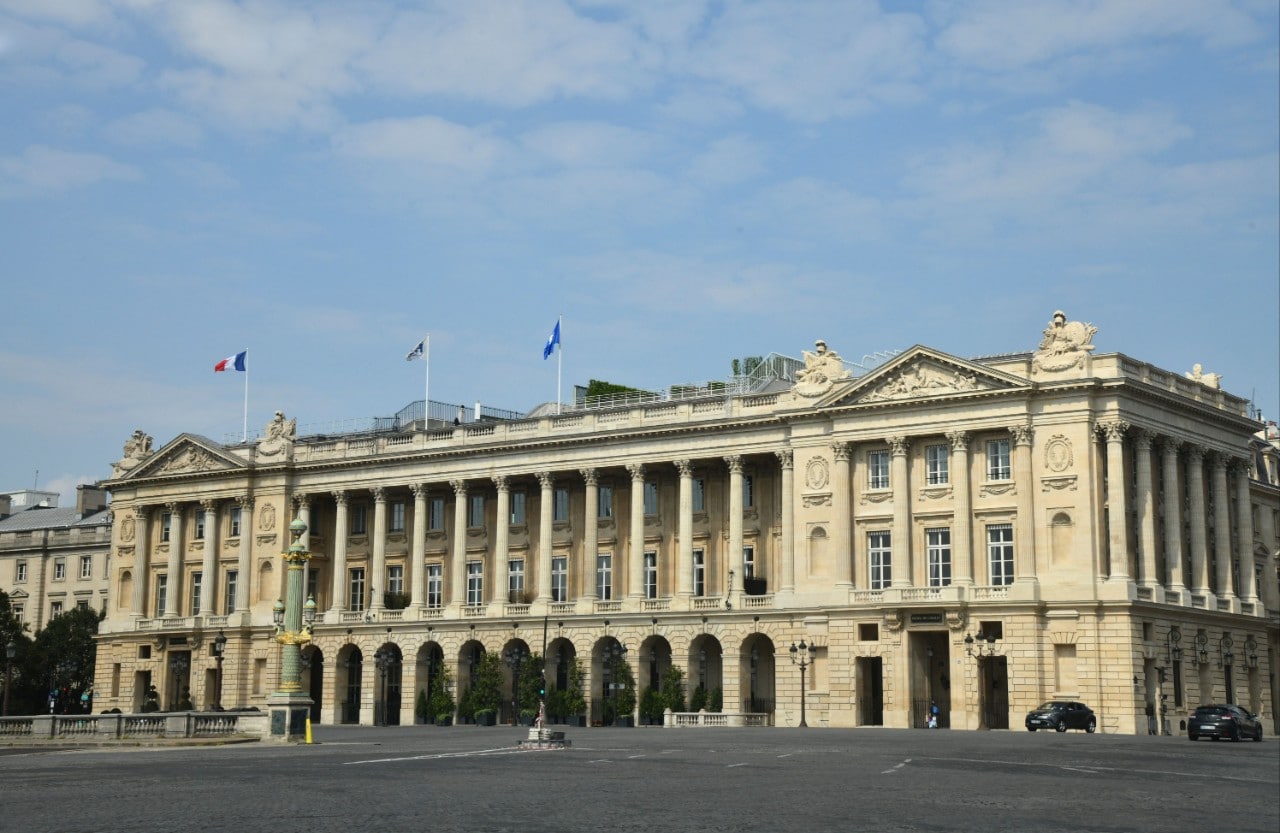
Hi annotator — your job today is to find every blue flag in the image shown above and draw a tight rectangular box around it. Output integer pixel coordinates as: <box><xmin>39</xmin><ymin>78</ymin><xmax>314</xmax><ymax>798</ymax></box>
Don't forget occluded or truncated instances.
<box><xmin>543</xmin><ymin>319</ymin><xmax>561</xmax><ymax>360</ymax></box>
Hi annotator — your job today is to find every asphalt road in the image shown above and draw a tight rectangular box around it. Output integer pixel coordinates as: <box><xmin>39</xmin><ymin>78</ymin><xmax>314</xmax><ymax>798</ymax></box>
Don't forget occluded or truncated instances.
<box><xmin>1</xmin><ymin>726</ymin><xmax>1276</xmax><ymax>833</ymax></box>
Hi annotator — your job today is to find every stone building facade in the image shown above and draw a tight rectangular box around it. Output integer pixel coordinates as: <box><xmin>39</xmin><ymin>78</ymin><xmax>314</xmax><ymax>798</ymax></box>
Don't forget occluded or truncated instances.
<box><xmin>93</xmin><ymin>312</ymin><xmax>1280</xmax><ymax>732</ymax></box>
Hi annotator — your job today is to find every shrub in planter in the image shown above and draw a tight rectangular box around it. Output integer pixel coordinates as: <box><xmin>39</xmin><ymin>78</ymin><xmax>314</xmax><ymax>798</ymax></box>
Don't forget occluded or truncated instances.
<box><xmin>640</xmin><ymin>687</ymin><xmax>664</xmax><ymax>724</ymax></box>
<box><xmin>689</xmin><ymin>684</ymin><xmax>707</xmax><ymax>713</ymax></box>
<box><xmin>660</xmin><ymin>666</ymin><xmax>686</xmax><ymax>713</ymax></box>
<box><xmin>427</xmin><ymin>666</ymin><xmax>454</xmax><ymax>724</ymax></box>
<box><xmin>708</xmin><ymin>686</ymin><xmax>723</xmax><ymax>713</ymax></box>
<box><xmin>475</xmin><ymin>709</ymin><xmax>497</xmax><ymax>726</ymax></box>
<box><xmin>415</xmin><ymin>689</ymin><xmax>430</xmax><ymax>724</ymax></box>
<box><xmin>435</xmin><ymin>713</ymin><xmax>453</xmax><ymax>727</ymax></box>
<box><xmin>470</xmin><ymin>652</ymin><xmax>504</xmax><ymax>718</ymax></box>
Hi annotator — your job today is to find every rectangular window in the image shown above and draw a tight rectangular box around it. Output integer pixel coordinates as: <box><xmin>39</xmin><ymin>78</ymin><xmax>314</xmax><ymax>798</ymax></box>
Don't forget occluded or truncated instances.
<box><xmin>351</xmin><ymin>505</ymin><xmax>368</xmax><ymax>536</ymax></box>
<box><xmin>387</xmin><ymin>565</ymin><xmax>404</xmax><ymax>595</ymax></box>
<box><xmin>161</xmin><ymin>512</ymin><xmax>172</xmax><ymax>542</ymax></box>
<box><xmin>194</xmin><ymin>509</ymin><xmax>205</xmax><ymax>540</ymax></box>
<box><xmin>390</xmin><ymin>501</ymin><xmax>406</xmax><ymax>533</ymax></box>
<box><xmin>54</xmin><ymin>559</ymin><xmax>66</xmax><ymax>581</ymax></box>
<box><xmin>12</xmin><ymin>605</ymin><xmax>22</xmax><ymax>622</ymax></box>
<box><xmin>551</xmin><ymin>556</ymin><xmax>567</xmax><ymax>602</ymax></box>
<box><xmin>80</xmin><ymin>555</ymin><xmax>93</xmax><ymax>579</ymax></box>
<box><xmin>190</xmin><ymin>571</ymin><xmax>202</xmax><ymax>615</ymax></box>
<box><xmin>692</xmin><ymin>479</ymin><xmax>706</xmax><ymax>513</ymax></box>
<box><xmin>51</xmin><ymin>601</ymin><xmax>63</xmax><ymax>617</ymax></box>
<box><xmin>988</xmin><ymin>524</ymin><xmax>1015</xmax><ymax>585</ymax></box>
<box><xmin>155</xmin><ymin>575</ymin><xmax>168</xmax><ymax>617</ymax></box>
<box><xmin>598</xmin><ymin>485</ymin><xmax>613</xmax><ymax>519</ymax></box>
<box><xmin>468</xmin><ymin>494</ymin><xmax>485</xmax><ymax>528</ymax></box>
<box><xmin>925</xmin><ymin>444</ymin><xmax>950</xmax><ymax>485</ymax></box>
<box><xmin>229</xmin><ymin>506</ymin><xmax>242</xmax><ymax>537</ymax></box>
<box><xmin>693</xmin><ymin>548</ymin><xmax>705</xmax><ymax>597</ymax></box>
<box><xmin>466</xmin><ymin>561</ymin><xmax>483</xmax><ymax>606</ymax></box>
<box><xmin>15</xmin><ymin>561</ymin><xmax>26</xmax><ymax>583</ymax></box>
<box><xmin>510</xmin><ymin>492</ymin><xmax>527</xmax><ymax>525</ymax></box>
<box><xmin>742</xmin><ymin>545</ymin><xmax>756</xmax><ymax>579</ymax></box>
<box><xmin>307</xmin><ymin>568</ymin><xmax>320</xmax><ymax>605</ymax></box>
<box><xmin>429</xmin><ymin>497</ymin><xmax>445</xmax><ymax>531</ymax></box>
<box><xmin>349</xmin><ymin>568</ymin><xmax>366</xmax><ymax>612</ymax></box>
<box><xmin>76</xmin><ymin>600</ymin><xmax>88</xmax><ymax>610</ymax></box>
<box><xmin>309</xmin><ymin>512</ymin><xmax>321</xmax><ymax>537</ymax></box>
<box><xmin>743</xmin><ymin>474</ymin><xmax>755</xmax><ymax>509</ymax></box>
<box><xmin>643</xmin><ymin>482</ymin><xmax>659</xmax><ymax>515</ymax></box>
<box><xmin>553</xmin><ymin>488</ymin><xmax>570</xmax><ymax>522</ymax></box>
<box><xmin>869</xmin><ymin>531</ymin><xmax>892</xmax><ymax>590</ymax></box>
<box><xmin>427</xmin><ymin>564</ymin><xmax>443</xmax><ymax>608</ymax></box>
<box><xmin>644</xmin><ymin>551</ymin><xmax>658</xmax><ymax>599</ymax></box>
<box><xmin>224</xmin><ymin>570</ymin><xmax>238</xmax><ymax>615</ymax></box>
<box><xmin>926</xmin><ymin>528</ymin><xmax>952</xmax><ymax>587</ymax></box>
<box><xmin>508</xmin><ymin>559</ymin><xmax>525</xmax><ymax>601</ymax></box>
<box><xmin>596</xmin><ymin>554</ymin><xmax>613</xmax><ymax>600</ymax></box>
<box><xmin>868</xmin><ymin>451</ymin><xmax>890</xmax><ymax>489</ymax></box>
<box><xmin>987</xmin><ymin>439</ymin><xmax>1012</xmax><ymax>481</ymax></box>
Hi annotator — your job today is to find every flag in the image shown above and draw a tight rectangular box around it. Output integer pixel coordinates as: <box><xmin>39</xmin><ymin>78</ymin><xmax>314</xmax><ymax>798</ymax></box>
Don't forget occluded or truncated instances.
<box><xmin>214</xmin><ymin>350</ymin><xmax>247</xmax><ymax>372</ymax></box>
<box><xmin>405</xmin><ymin>339</ymin><xmax>425</xmax><ymax>361</ymax></box>
<box><xmin>543</xmin><ymin>320</ymin><xmax>561</xmax><ymax>360</ymax></box>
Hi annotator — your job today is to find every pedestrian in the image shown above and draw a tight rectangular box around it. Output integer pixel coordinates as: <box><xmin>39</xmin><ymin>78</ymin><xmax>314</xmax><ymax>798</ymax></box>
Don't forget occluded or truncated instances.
<box><xmin>929</xmin><ymin>700</ymin><xmax>939</xmax><ymax>728</ymax></box>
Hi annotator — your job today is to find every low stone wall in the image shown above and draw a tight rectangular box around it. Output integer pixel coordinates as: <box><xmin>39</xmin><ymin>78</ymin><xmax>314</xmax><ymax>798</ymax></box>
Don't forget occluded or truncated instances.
<box><xmin>663</xmin><ymin>709</ymin><xmax>771</xmax><ymax>727</ymax></box>
<box><xmin>0</xmin><ymin>711</ymin><xmax>269</xmax><ymax>742</ymax></box>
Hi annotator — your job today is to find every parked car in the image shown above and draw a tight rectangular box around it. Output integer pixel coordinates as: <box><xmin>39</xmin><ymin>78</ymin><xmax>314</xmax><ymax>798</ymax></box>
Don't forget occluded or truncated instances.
<box><xmin>1187</xmin><ymin>705</ymin><xmax>1264</xmax><ymax>742</ymax></box>
<box><xmin>1025</xmin><ymin>701</ymin><xmax>1097</xmax><ymax>733</ymax></box>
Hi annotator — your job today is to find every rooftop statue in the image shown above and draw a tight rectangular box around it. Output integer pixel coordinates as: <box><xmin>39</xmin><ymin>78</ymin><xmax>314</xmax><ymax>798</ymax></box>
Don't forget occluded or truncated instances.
<box><xmin>1185</xmin><ymin>363</ymin><xmax>1221</xmax><ymax>390</ymax></box>
<box><xmin>257</xmin><ymin>411</ymin><xmax>297</xmax><ymax>459</ymax></box>
<box><xmin>111</xmin><ymin>429</ymin><xmax>154</xmax><ymax>477</ymax></box>
<box><xmin>794</xmin><ymin>340</ymin><xmax>853</xmax><ymax>397</ymax></box>
<box><xmin>1032</xmin><ymin>310</ymin><xmax>1097</xmax><ymax>372</ymax></box>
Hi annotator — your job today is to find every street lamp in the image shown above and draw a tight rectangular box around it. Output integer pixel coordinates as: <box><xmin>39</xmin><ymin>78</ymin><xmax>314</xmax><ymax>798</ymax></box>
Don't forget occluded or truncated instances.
<box><xmin>374</xmin><ymin>648</ymin><xmax>396</xmax><ymax>727</ymax></box>
<box><xmin>964</xmin><ymin>631</ymin><xmax>998</xmax><ymax>731</ymax></box>
<box><xmin>789</xmin><ymin>640</ymin><xmax>811</xmax><ymax>728</ymax></box>
<box><xmin>504</xmin><ymin>645</ymin><xmax>530</xmax><ymax>723</ymax></box>
<box><xmin>3</xmin><ymin>640</ymin><xmax>15</xmax><ymax>717</ymax></box>
<box><xmin>211</xmin><ymin>631</ymin><xmax>227</xmax><ymax>711</ymax></box>
<box><xmin>269</xmin><ymin>518</ymin><xmax>317</xmax><ymax>741</ymax></box>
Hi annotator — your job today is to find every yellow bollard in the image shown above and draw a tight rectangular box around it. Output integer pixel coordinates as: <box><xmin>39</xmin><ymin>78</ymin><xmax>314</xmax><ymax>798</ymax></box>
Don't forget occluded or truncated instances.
<box><xmin>305</xmin><ymin>716</ymin><xmax>313</xmax><ymax>744</ymax></box>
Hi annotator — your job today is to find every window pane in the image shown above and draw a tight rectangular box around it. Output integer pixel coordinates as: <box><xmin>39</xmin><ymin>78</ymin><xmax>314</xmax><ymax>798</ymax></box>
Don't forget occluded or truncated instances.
<box><xmin>987</xmin><ymin>440</ymin><xmax>1011</xmax><ymax>481</ymax></box>
<box><xmin>987</xmin><ymin>524</ymin><xmax>1014</xmax><ymax>585</ymax></box>
<box><xmin>511</xmin><ymin>492</ymin><xmax>526</xmax><ymax>525</ymax></box>
<box><xmin>869</xmin><ymin>531</ymin><xmax>892</xmax><ymax>590</ymax></box>
<box><xmin>926</xmin><ymin>528</ymin><xmax>951</xmax><ymax>587</ymax></box>
<box><xmin>869</xmin><ymin>452</ymin><xmax>890</xmax><ymax>489</ymax></box>
<box><xmin>643</xmin><ymin>482</ymin><xmax>658</xmax><ymax>515</ymax></box>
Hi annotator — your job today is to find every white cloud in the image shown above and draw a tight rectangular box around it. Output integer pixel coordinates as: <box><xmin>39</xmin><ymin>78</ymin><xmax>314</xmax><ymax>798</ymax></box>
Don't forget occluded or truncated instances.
<box><xmin>0</xmin><ymin>0</ymin><xmax>116</xmax><ymax>27</ymax></box>
<box><xmin>0</xmin><ymin>15</ymin><xmax>143</xmax><ymax>87</ymax></box>
<box><xmin>0</xmin><ymin>144</ymin><xmax>139</xmax><ymax>196</ymax></box>
<box><xmin>521</xmin><ymin>122</ymin><xmax>659</xmax><ymax>169</ymax></box>
<box><xmin>104</xmin><ymin>107</ymin><xmax>203</xmax><ymax>147</ymax></box>
<box><xmin>684</xmin><ymin>135</ymin><xmax>767</xmax><ymax>187</ymax></box>
<box><xmin>332</xmin><ymin>116</ymin><xmax>511</xmax><ymax>174</ymax></box>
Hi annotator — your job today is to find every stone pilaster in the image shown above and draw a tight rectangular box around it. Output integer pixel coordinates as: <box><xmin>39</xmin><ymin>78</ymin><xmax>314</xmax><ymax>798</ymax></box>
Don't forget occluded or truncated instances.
<box><xmin>164</xmin><ymin>502</ymin><xmax>183</xmax><ymax>617</ymax></box>
<box><xmin>328</xmin><ymin>491</ymin><xmax>348</xmax><ymax>614</ymax></box>
<box><xmin>776</xmin><ymin>449</ymin><xmax>795</xmax><ymax>594</ymax></box>
<box><xmin>370</xmin><ymin>487</ymin><xmax>387</xmax><ymax>612</ymax></box>
<box><xmin>888</xmin><ymin>436</ymin><xmax>911</xmax><ymax>587</ymax></box>
<box><xmin>947</xmin><ymin>432</ymin><xmax>972</xmax><ymax>586</ymax></box>
<box><xmin>580</xmin><ymin>468</ymin><xmax>598</xmax><ymax>601</ymax></box>
<box><xmin>676</xmin><ymin>460</ymin><xmax>694</xmax><ymax>598</ymax></box>
<box><xmin>410</xmin><ymin>484</ymin><xmax>428</xmax><ymax>610</ymax></box>
<box><xmin>1099</xmin><ymin>420</ymin><xmax>1130</xmax><ymax>581</ymax></box>
<box><xmin>627</xmin><ymin>464</ymin><xmax>645</xmax><ymax>599</ymax></box>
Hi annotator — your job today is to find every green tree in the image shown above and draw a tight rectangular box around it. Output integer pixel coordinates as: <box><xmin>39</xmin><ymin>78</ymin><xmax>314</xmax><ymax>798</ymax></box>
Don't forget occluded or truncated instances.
<box><xmin>35</xmin><ymin>605</ymin><xmax>102</xmax><ymax>713</ymax></box>
<box><xmin>470</xmin><ymin>651</ymin><xmax>504</xmax><ymax>716</ymax></box>
<box><xmin>660</xmin><ymin>665</ymin><xmax>686</xmax><ymax>713</ymax></box>
<box><xmin>0</xmin><ymin>590</ymin><xmax>37</xmax><ymax>713</ymax></box>
<box><xmin>563</xmin><ymin>656</ymin><xmax>586</xmax><ymax>717</ymax></box>
<box><xmin>517</xmin><ymin>652</ymin><xmax>543</xmax><ymax>719</ymax></box>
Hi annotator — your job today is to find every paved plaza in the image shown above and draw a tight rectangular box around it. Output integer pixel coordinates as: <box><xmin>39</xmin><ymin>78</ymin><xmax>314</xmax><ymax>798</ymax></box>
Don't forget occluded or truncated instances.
<box><xmin>1</xmin><ymin>726</ymin><xmax>1277</xmax><ymax>833</ymax></box>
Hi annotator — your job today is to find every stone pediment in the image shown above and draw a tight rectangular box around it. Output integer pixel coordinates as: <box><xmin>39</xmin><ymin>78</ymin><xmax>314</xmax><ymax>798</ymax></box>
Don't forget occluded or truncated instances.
<box><xmin>826</xmin><ymin>347</ymin><xmax>1028</xmax><ymax>407</ymax></box>
<box><xmin>125</xmin><ymin>435</ymin><xmax>246</xmax><ymax>480</ymax></box>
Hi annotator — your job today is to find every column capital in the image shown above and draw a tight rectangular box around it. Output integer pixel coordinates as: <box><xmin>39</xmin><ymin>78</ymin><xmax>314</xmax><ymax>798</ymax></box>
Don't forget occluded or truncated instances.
<box><xmin>132</xmin><ymin>504</ymin><xmax>151</xmax><ymax>520</ymax></box>
<box><xmin>410</xmin><ymin>483</ymin><xmax>427</xmax><ymax>499</ymax></box>
<box><xmin>775</xmin><ymin>449</ymin><xmax>793</xmax><ymax>469</ymax></box>
<box><xmin>887</xmin><ymin>436</ymin><xmax>909</xmax><ymax>457</ymax></box>
<box><xmin>493</xmin><ymin>474</ymin><xmax>510</xmax><ymax>492</ymax></box>
<box><xmin>626</xmin><ymin>463</ymin><xmax>645</xmax><ymax>481</ymax></box>
<box><xmin>293</xmin><ymin>493</ymin><xmax>311</xmax><ymax>511</ymax></box>
<box><xmin>724</xmin><ymin>455</ymin><xmax>744</xmax><ymax>473</ymax></box>
<box><xmin>1184</xmin><ymin>443</ymin><xmax>1205</xmax><ymax>463</ymax></box>
<box><xmin>1159</xmin><ymin>436</ymin><xmax>1183</xmax><ymax>455</ymax></box>
<box><xmin>236</xmin><ymin>494</ymin><xmax>254</xmax><ymax>510</ymax></box>
<box><xmin>1131</xmin><ymin>427</ymin><xmax>1154</xmax><ymax>450</ymax></box>
<box><xmin>371</xmin><ymin>486</ymin><xmax>386</xmax><ymax>503</ymax></box>
<box><xmin>200</xmin><ymin>498</ymin><xmax>218</xmax><ymax>513</ymax></box>
<box><xmin>1008</xmin><ymin>423</ymin><xmax>1034</xmax><ymax>447</ymax></box>
<box><xmin>1209</xmin><ymin>452</ymin><xmax>1230</xmax><ymax>473</ymax></box>
<box><xmin>1095</xmin><ymin>419</ymin><xmax>1130</xmax><ymax>443</ymax></box>
<box><xmin>946</xmin><ymin>430</ymin><xmax>970</xmax><ymax>452</ymax></box>
<box><xmin>164</xmin><ymin>501</ymin><xmax>182</xmax><ymax>513</ymax></box>
<box><xmin>1228</xmin><ymin>456</ymin><xmax>1252</xmax><ymax>477</ymax></box>
<box><xmin>830</xmin><ymin>443</ymin><xmax>850</xmax><ymax>462</ymax></box>
<box><xmin>450</xmin><ymin>479</ymin><xmax>468</xmax><ymax>495</ymax></box>
<box><xmin>536</xmin><ymin>471</ymin><xmax>553</xmax><ymax>489</ymax></box>
<box><xmin>674</xmin><ymin>459</ymin><xmax>693</xmax><ymax>478</ymax></box>
<box><xmin>579</xmin><ymin>467</ymin><xmax>598</xmax><ymax>486</ymax></box>
<box><xmin>330</xmin><ymin>490</ymin><xmax>347</xmax><ymax>506</ymax></box>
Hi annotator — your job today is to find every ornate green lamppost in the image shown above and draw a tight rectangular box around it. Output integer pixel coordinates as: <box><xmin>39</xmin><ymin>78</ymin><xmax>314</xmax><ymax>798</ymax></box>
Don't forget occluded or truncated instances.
<box><xmin>267</xmin><ymin>518</ymin><xmax>317</xmax><ymax>741</ymax></box>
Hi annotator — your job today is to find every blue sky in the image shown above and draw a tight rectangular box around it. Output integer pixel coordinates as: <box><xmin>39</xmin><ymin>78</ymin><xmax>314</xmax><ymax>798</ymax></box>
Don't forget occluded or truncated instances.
<box><xmin>1</xmin><ymin>0</ymin><xmax>1277</xmax><ymax>502</ymax></box>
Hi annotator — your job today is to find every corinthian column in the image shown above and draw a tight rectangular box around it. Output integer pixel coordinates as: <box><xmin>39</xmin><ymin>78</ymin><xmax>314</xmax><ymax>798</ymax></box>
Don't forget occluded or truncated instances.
<box><xmin>329</xmin><ymin>491</ymin><xmax>348</xmax><ymax>613</ymax></box>
<box><xmin>726</xmin><ymin>456</ymin><xmax>745</xmax><ymax>595</ymax></box>
<box><xmin>627</xmin><ymin>464</ymin><xmax>646</xmax><ymax>599</ymax></box>
<box><xmin>370</xmin><ymin>487</ymin><xmax>387</xmax><ymax>612</ymax></box>
<box><xmin>1186</xmin><ymin>446</ymin><xmax>1209</xmax><ymax>594</ymax></box>
<box><xmin>888</xmin><ymin>437</ymin><xmax>911</xmax><ymax>587</ymax></box>
<box><xmin>831</xmin><ymin>444</ymin><xmax>853</xmax><ymax>589</ymax></box>
<box><xmin>494</xmin><ymin>476</ymin><xmax>510</xmax><ymax>603</ymax></box>
<box><xmin>164</xmin><ymin>502</ymin><xmax>184</xmax><ymax>617</ymax></box>
<box><xmin>1232</xmin><ymin>460</ymin><xmax>1257</xmax><ymax>606</ymax></box>
<box><xmin>580</xmin><ymin>468</ymin><xmax>598</xmax><ymax>601</ymax></box>
<box><xmin>1011</xmin><ymin>424</ymin><xmax>1037</xmax><ymax>582</ymax></box>
<box><xmin>777</xmin><ymin>450</ymin><xmax>795</xmax><ymax>594</ymax></box>
<box><xmin>676</xmin><ymin>460</ymin><xmax>694</xmax><ymax>598</ymax></box>
<box><xmin>1160</xmin><ymin>440</ymin><xmax>1185</xmax><ymax>594</ymax></box>
<box><xmin>235</xmin><ymin>495</ymin><xmax>253</xmax><ymax>613</ymax></box>
<box><xmin>200</xmin><ymin>500</ymin><xmax>218</xmax><ymax>616</ymax></box>
<box><xmin>451</xmin><ymin>480</ymin><xmax>468</xmax><ymax>607</ymax></box>
<box><xmin>1211</xmin><ymin>455</ymin><xmax>1234</xmax><ymax>603</ymax></box>
<box><xmin>130</xmin><ymin>506</ymin><xmax>151</xmax><ymax>617</ymax></box>
<box><xmin>536</xmin><ymin>472</ymin><xmax>553</xmax><ymax>602</ymax></box>
<box><xmin>1133</xmin><ymin>430</ymin><xmax>1158</xmax><ymax>588</ymax></box>
<box><xmin>1099</xmin><ymin>420</ymin><xmax>1130</xmax><ymax>581</ymax></box>
<box><xmin>947</xmin><ymin>432</ymin><xmax>972</xmax><ymax>586</ymax></box>
<box><xmin>410</xmin><ymin>484</ymin><xmax>427</xmax><ymax>610</ymax></box>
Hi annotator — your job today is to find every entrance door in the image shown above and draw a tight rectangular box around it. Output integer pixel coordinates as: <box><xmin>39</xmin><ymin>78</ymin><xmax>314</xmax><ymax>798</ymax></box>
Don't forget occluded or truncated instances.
<box><xmin>856</xmin><ymin>657</ymin><xmax>884</xmax><ymax>725</ymax></box>
<box><xmin>983</xmin><ymin>656</ymin><xmax>1009</xmax><ymax>730</ymax></box>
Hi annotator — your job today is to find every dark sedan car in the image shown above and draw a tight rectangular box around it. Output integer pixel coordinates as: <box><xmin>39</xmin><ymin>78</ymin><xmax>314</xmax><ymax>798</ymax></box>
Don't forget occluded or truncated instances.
<box><xmin>1025</xmin><ymin>701</ymin><xmax>1097</xmax><ymax>733</ymax></box>
<box><xmin>1188</xmin><ymin>704</ymin><xmax>1264</xmax><ymax>742</ymax></box>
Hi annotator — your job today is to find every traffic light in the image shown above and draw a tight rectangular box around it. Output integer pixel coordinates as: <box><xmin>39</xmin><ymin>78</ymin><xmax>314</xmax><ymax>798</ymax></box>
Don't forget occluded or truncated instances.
<box><xmin>538</xmin><ymin>674</ymin><xmax>546</xmax><ymax>698</ymax></box>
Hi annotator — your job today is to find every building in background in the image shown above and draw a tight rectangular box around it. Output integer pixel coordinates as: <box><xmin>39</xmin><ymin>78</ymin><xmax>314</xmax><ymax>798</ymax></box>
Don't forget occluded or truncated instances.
<box><xmin>92</xmin><ymin>311</ymin><xmax>1279</xmax><ymax>731</ymax></box>
<box><xmin>0</xmin><ymin>487</ymin><xmax>111</xmax><ymax>631</ymax></box>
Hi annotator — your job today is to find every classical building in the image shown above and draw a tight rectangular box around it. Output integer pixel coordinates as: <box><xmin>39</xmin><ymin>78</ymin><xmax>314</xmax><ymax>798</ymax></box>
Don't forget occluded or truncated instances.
<box><xmin>0</xmin><ymin>487</ymin><xmax>112</xmax><ymax>630</ymax></box>
<box><xmin>93</xmin><ymin>312</ymin><xmax>1280</xmax><ymax>732</ymax></box>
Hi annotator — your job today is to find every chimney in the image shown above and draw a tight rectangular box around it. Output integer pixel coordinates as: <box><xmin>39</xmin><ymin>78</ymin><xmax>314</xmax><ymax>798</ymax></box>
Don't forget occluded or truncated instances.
<box><xmin>76</xmin><ymin>485</ymin><xmax>109</xmax><ymax>518</ymax></box>
<box><xmin>0</xmin><ymin>494</ymin><xmax>10</xmax><ymax>520</ymax></box>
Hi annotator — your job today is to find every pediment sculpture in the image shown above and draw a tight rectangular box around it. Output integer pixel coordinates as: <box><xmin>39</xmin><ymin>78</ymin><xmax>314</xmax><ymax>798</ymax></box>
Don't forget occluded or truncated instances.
<box><xmin>794</xmin><ymin>340</ymin><xmax>853</xmax><ymax>397</ymax></box>
<box><xmin>1032</xmin><ymin>310</ymin><xmax>1097</xmax><ymax>372</ymax></box>
<box><xmin>257</xmin><ymin>411</ymin><xmax>297</xmax><ymax>459</ymax></box>
<box><xmin>156</xmin><ymin>446</ymin><xmax>220</xmax><ymax>475</ymax></box>
<box><xmin>1184</xmin><ymin>363</ymin><xmax>1221</xmax><ymax>390</ymax></box>
<box><xmin>111</xmin><ymin>429</ymin><xmax>154</xmax><ymax>477</ymax></box>
<box><xmin>861</xmin><ymin>362</ymin><xmax>980</xmax><ymax>402</ymax></box>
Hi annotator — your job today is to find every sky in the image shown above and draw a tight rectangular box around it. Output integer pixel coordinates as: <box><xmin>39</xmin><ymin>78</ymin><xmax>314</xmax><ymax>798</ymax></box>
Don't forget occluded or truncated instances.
<box><xmin>1</xmin><ymin>0</ymin><xmax>1277</xmax><ymax>504</ymax></box>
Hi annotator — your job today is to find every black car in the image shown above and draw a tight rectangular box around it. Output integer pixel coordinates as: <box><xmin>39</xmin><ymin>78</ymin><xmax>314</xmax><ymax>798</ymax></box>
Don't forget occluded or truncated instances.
<box><xmin>1025</xmin><ymin>701</ymin><xmax>1097</xmax><ymax>733</ymax></box>
<box><xmin>1187</xmin><ymin>704</ymin><xmax>1264</xmax><ymax>742</ymax></box>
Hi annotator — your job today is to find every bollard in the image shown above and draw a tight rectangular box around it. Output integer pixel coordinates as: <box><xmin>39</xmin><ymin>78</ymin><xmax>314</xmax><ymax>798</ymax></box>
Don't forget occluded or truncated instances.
<box><xmin>305</xmin><ymin>717</ymin><xmax>313</xmax><ymax>744</ymax></box>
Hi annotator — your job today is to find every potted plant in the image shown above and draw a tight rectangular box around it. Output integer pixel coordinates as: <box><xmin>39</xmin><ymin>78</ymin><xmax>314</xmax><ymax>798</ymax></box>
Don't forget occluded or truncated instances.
<box><xmin>415</xmin><ymin>688</ymin><xmax>429</xmax><ymax>724</ymax></box>
<box><xmin>475</xmin><ymin>708</ymin><xmax>497</xmax><ymax>726</ymax></box>
<box><xmin>611</xmin><ymin>656</ymin><xmax>636</xmax><ymax>727</ymax></box>
<box><xmin>640</xmin><ymin>686</ymin><xmax>664</xmax><ymax>725</ymax></box>
<box><xmin>428</xmin><ymin>665</ymin><xmax>454</xmax><ymax>725</ymax></box>
<box><xmin>563</xmin><ymin>656</ymin><xmax>587</xmax><ymax>727</ymax></box>
<box><xmin>456</xmin><ymin>688</ymin><xmax>476</xmax><ymax>724</ymax></box>
<box><xmin>470</xmin><ymin>652</ymin><xmax>504</xmax><ymax>725</ymax></box>
<box><xmin>709</xmin><ymin>686</ymin><xmax>723</xmax><ymax>713</ymax></box>
<box><xmin>661</xmin><ymin>666</ymin><xmax>686</xmax><ymax>714</ymax></box>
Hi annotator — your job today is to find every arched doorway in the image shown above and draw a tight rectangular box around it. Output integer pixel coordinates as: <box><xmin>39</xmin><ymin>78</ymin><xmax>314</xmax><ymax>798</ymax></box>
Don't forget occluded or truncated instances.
<box><xmin>545</xmin><ymin>637</ymin><xmax>580</xmax><ymax>725</ymax></box>
<box><xmin>638</xmin><ymin>636</ymin><xmax>672</xmax><ymax>724</ymax></box>
<box><xmin>740</xmin><ymin>634</ymin><xmax>775</xmax><ymax>717</ymax></box>
<box><xmin>340</xmin><ymin>646</ymin><xmax>363</xmax><ymax>724</ymax></box>
<box><xmin>302</xmin><ymin>646</ymin><xmax>324</xmax><ymax>723</ymax></box>
<box><xmin>499</xmin><ymin>638</ymin><xmax>534</xmax><ymax>724</ymax></box>
<box><xmin>591</xmin><ymin>636</ymin><xmax>633</xmax><ymax>725</ymax></box>
<box><xmin>373</xmin><ymin>642</ymin><xmax>403</xmax><ymax>726</ymax></box>
<box><xmin>689</xmin><ymin>635</ymin><xmax>723</xmax><ymax>711</ymax></box>
<box><xmin>457</xmin><ymin>640</ymin><xmax>486</xmax><ymax>724</ymax></box>
<box><xmin>416</xmin><ymin>642</ymin><xmax>446</xmax><ymax>724</ymax></box>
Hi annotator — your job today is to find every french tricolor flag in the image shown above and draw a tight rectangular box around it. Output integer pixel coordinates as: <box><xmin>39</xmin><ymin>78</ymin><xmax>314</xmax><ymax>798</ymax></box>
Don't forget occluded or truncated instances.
<box><xmin>214</xmin><ymin>350</ymin><xmax>247</xmax><ymax>372</ymax></box>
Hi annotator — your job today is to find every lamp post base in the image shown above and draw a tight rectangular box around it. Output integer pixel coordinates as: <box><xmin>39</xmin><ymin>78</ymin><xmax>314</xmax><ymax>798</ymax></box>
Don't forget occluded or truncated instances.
<box><xmin>267</xmin><ymin>692</ymin><xmax>314</xmax><ymax>742</ymax></box>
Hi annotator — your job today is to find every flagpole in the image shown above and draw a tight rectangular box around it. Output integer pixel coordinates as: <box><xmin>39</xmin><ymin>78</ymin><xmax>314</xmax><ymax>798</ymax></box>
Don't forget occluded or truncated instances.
<box><xmin>242</xmin><ymin>354</ymin><xmax>249</xmax><ymax>443</ymax></box>
<box><xmin>556</xmin><ymin>315</ymin><xmax>562</xmax><ymax>415</ymax></box>
<box><xmin>424</xmin><ymin>334</ymin><xmax>431</xmax><ymax>427</ymax></box>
